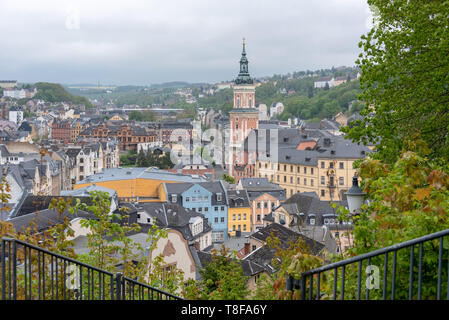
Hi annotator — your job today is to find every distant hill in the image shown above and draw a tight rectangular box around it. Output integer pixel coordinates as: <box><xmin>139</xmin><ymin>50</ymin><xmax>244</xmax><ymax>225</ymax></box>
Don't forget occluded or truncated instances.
<box><xmin>34</xmin><ymin>82</ymin><xmax>93</xmax><ymax>108</ymax></box>
<box><xmin>149</xmin><ymin>81</ymin><xmax>191</xmax><ymax>89</ymax></box>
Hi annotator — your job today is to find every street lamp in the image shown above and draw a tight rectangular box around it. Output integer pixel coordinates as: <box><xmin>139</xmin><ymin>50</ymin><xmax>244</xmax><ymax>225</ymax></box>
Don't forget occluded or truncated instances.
<box><xmin>345</xmin><ymin>175</ymin><xmax>366</xmax><ymax>215</ymax></box>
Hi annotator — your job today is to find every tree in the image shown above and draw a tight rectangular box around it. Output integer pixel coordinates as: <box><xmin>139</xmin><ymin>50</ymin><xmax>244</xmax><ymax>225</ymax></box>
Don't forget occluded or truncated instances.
<box><xmin>222</xmin><ymin>174</ymin><xmax>235</xmax><ymax>184</ymax></box>
<box><xmin>324</xmin><ymin>141</ymin><xmax>449</xmax><ymax>299</ymax></box>
<box><xmin>198</xmin><ymin>246</ymin><xmax>249</xmax><ymax>300</ymax></box>
<box><xmin>342</xmin><ymin>0</ymin><xmax>449</xmax><ymax>164</ymax></box>
<box><xmin>136</xmin><ymin>147</ymin><xmax>148</xmax><ymax>167</ymax></box>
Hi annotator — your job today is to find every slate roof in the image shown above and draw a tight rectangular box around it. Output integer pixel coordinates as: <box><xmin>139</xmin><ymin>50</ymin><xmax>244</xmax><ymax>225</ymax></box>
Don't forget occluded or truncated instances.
<box><xmin>283</xmin><ymin>192</ymin><xmax>350</xmax><ymax>230</ymax></box>
<box><xmin>138</xmin><ymin>202</ymin><xmax>212</xmax><ymax>242</ymax></box>
<box><xmin>12</xmin><ymin>194</ymin><xmax>95</xmax><ymax>218</ymax></box>
<box><xmin>196</xmin><ymin>250</ymin><xmax>265</xmax><ymax>277</ymax></box>
<box><xmin>77</xmin><ymin>167</ymin><xmax>207</xmax><ymax>185</ymax></box>
<box><xmin>250</xmin><ymin>223</ymin><xmax>325</xmax><ymax>256</ymax></box>
<box><xmin>226</xmin><ymin>189</ymin><xmax>250</xmax><ymax>208</ymax></box>
<box><xmin>9</xmin><ymin>208</ymin><xmax>95</xmax><ymax>234</ymax></box>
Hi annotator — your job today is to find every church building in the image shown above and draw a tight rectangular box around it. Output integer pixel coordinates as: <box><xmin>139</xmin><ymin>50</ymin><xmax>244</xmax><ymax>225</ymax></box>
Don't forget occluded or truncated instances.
<box><xmin>228</xmin><ymin>38</ymin><xmax>259</xmax><ymax>179</ymax></box>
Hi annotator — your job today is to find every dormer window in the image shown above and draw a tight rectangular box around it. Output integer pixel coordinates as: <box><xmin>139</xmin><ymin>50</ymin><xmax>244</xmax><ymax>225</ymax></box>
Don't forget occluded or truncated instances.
<box><xmin>217</xmin><ymin>193</ymin><xmax>222</xmax><ymax>201</ymax></box>
<box><xmin>171</xmin><ymin>195</ymin><xmax>177</xmax><ymax>203</ymax></box>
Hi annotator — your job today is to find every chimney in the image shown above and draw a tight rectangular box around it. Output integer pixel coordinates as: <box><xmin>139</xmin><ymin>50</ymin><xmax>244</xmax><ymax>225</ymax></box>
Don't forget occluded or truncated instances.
<box><xmin>244</xmin><ymin>242</ymin><xmax>251</xmax><ymax>255</ymax></box>
<box><xmin>193</xmin><ymin>242</ymin><xmax>200</xmax><ymax>251</ymax></box>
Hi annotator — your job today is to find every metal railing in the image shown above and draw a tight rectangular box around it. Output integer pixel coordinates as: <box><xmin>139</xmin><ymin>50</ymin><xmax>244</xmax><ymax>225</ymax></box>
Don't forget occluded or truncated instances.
<box><xmin>1</xmin><ymin>238</ymin><xmax>182</xmax><ymax>300</ymax></box>
<box><xmin>286</xmin><ymin>228</ymin><xmax>449</xmax><ymax>300</ymax></box>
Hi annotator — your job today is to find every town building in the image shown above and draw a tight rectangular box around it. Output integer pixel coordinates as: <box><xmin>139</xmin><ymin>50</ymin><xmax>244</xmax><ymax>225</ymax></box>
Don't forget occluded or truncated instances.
<box><xmin>163</xmin><ymin>181</ymin><xmax>229</xmax><ymax>243</ymax></box>
<box><xmin>226</xmin><ymin>189</ymin><xmax>251</xmax><ymax>236</ymax></box>
<box><xmin>236</xmin><ymin>177</ymin><xmax>286</xmax><ymax>231</ymax></box>
<box><xmin>228</xmin><ymin>39</ymin><xmax>259</xmax><ymax>178</ymax></box>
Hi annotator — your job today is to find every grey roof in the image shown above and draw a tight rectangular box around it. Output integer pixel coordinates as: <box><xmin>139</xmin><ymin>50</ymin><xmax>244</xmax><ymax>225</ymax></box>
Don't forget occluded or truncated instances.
<box><xmin>10</xmin><ymin>208</ymin><xmax>95</xmax><ymax>234</ymax></box>
<box><xmin>60</xmin><ymin>184</ymin><xmax>117</xmax><ymax>198</ymax></box>
<box><xmin>77</xmin><ymin>167</ymin><xmax>207</xmax><ymax>185</ymax></box>
<box><xmin>250</xmin><ymin>223</ymin><xmax>325</xmax><ymax>256</ymax></box>
<box><xmin>226</xmin><ymin>189</ymin><xmax>250</xmax><ymax>208</ymax></box>
<box><xmin>284</xmin><ymin>192</ymin><xmax>350</xmax><ymax>229</ymax></box>
<box><xmin>139</xmin><ymin>202</ymin><xmax>212</xmax><ymax>242</ymax></box>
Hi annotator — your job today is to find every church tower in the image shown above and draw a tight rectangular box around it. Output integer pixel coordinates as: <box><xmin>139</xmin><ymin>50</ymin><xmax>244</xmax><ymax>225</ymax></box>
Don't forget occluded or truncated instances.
<box><xmin>228</xmin><ymin>38</ymin><xmax>259</xmax><ymax>176</ymax></box>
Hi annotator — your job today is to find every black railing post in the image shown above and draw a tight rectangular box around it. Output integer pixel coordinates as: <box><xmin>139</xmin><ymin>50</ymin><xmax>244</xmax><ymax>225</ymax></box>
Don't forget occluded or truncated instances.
<box><xmin>115</xmin><ymin>273</ymin><xmax>122</xmax><ymax>300</ymax></box>
<box><xmin>12</xmin><ymin>240</ymin><xmax>17</xmax><ymax>300</ymax></box>
<box><xmin>1</xmin><ymin>239</ymin><xmax>5</xmax><ymax>300</ymax></box>
<box><xmin>300</xmin><ymin>275</ymin><xmax>306</xmax><ymax>300</ymax></box>
<box><xmin>286</xmin><ymin>274</ymin><xmax>293</xmax><ymax>291</ymax></box>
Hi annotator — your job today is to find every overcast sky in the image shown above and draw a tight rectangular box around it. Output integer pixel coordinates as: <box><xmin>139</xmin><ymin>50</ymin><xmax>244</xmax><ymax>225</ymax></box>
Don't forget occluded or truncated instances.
<box><xmin>0</xmin><ymin>0</ymin><xmax>372</xmax><ymax>86</ymax></box>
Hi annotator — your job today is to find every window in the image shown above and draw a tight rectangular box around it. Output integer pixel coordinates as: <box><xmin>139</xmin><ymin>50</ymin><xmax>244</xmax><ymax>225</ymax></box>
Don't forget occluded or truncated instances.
<box><xmin>214</xmin><ymin>217</ymin><xmax>218</xmax><ymax>223</ymax></box>
<box><xmin>304</xmin><ymin>178</ymin><xmax>307</xmax><ymax>185</ymax></box>
<box><xmin>221</xmin><ymin>206</ymin><xmax>224</xmax><ymax>211</ymax></box>
<box><xmin>198</xmin><ymin>208</ymin><xmax>202</xmax><ymax>212</ymax></box>
<box><xmin>297</xmin><ymin>167</ymin><xmax>300</xmax><ymax>173</ymax></box>
<box><xmin>214</xmin><ymin>206</ymin><xmax>218</xmax><ymax>211</ymax></box>
<box><xmin>339</xmin><ymin>162</ymin><xmax>344</xmax><ymax>169</ymax></box>
<box><xmin>171</xmin><ymin>195</ymin><xmax>177</xmax><ymax>203</ymax></box>
<box><xmin>304</xmin><ymin>167</ymin><xmax>307</xmax><ymax>174</ymax></box>
<box><xmin>257</xmin><ymin>202</ymin><xmax>261</xmax><ymax>209</ymax></box>
<box><xmin>277</xmin><ymin>175</ymin><xmax>280</xmax><ymax>182</ymax></box>
<box><xmin>329</xmin><ymin>162</ymin><xmax>334</xmax><ymax>169</ymax></box>
<box><xmin>297</xmin><ymin>178</ymin><xmax>300</xmax><ymax>184</ymax></box>
<box><xmin>233</xmin><ymin>214</ymin><xmax>236</xmax><ymax>221</ymax></box>
<box><xmin>252</xmin><ymin>245</ymin><xmax>257</xmax><ymax>251</ymax></box>
<box><xmin>205</xmin><ymin>207</ymin><xmax>209</xmax><ymax>212</ymax></box>
<box><xmin>321</xmin><ymin>190</ymin><xmax>325</xmax><ymax>197</ymax></box>
<box><xmin>321</xmin><ymin>176</ymin><xmax>325</xmax><ymax>185</ymax></box>
<box><xmin>243</xmin><ymin>224</ymin><xmax>247</xmax><ymax>231</ymax></box>
<box><xmin>238</xmin><ymin>214</ymin><xmax>241</xmax><ymax>220</ymax></box>
<box><xmin>186</xmin><ymin>197</ymin><xmax>190</xmax><ymax>202</ymax></box>
<box><xmin>321</xmin><ymin>161</ymin><xmax>325</xmax><ymax>168</ymax></box>
<box><xmin>217</xmin><ymin>194</ymin><xmax>222</xmax><ymax>201</ymax></box>
<box><xmin>290</xmin><ymin>176</ymin><xmax>293</xmax><ymax>183</ymax></box>
<box><xmin>311</xmin><ymin>168</ymin><xmax>314</xmax><ymax>174</ymax></box>
<box><xmin>233</xmin><ymin>225</ymin><xmax>236</xmax><ymax>231</ymax></box>
<box><xmin>290</xmin><ymin>165</ymin><xmax>293</xmax><ymax>172</ymax></box>
<box><xmin>238</xmin><ymin>225</ymin><xmax>241</xmax><ymax>231</ymax></box>
<box><xmin>284</xmin><ymin>176</ymin><xmax>287</xmax><ymax>183</ymax></box>
<box><xmin>264</xmin><ymin>202</ymin><xmax>268</xmax><ymax>209</ymax></box>
<box><xmin>311</xmin><ymin>179</ymin><xmax>314</xmax><ymax>186</ymax></box>
<box><xmin>257</xmin><ymin>214</ymin><xmax>261</xmax><ymax>221</ymax></box>
<box><xmin>310</xmin><ymin>218</ymin><xmax>315</xmax><ymax>225</ymax></box>
<box><xmin>284</xmin><ymin>165</ymin><xmax>287</xmax><ymax>171</ymax></box>
<box><xmin>243</xmin><ymin>213</ymin><xmax>246</xmax><ymax>220</ymax></box>
<box><xmin>339</xmin><ymin>177</ymin><xmax>344</xmax><ymax>185</ymax></box>
<box><xmin>221</xmin><ymin>217</ymin><xmax>225</xmax><ymax>223</ymax></box>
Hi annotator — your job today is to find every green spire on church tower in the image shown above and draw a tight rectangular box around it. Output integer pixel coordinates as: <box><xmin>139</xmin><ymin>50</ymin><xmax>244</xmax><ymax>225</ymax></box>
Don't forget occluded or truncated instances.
<box><xmin>235</xmin><ymin>37</ymin><xmax>253</xmax><ymax>85</ymax></box>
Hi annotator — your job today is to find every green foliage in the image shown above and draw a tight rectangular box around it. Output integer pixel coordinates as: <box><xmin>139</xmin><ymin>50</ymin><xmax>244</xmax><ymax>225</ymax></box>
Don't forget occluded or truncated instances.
<box><xmin>325</xmin><ymin>146</ymin><xmax>449</xmax><ymax>300</ymax></box>
<box><xmin>128</xmin><ymin>110</ymin><xmax>157</xmax><ymax>122</ymax></box>
<box><xmin>342</xmin><ymin>0</ymin><xmax>449</xmax><ymax>164</ymax></box>
<box><xmin>34</xmin><ymin>82</ymin><xmax>93</xmax><ymax>108</ymax></box>
<box><xmin>198</xmin><ymin>246</ymin><xmax>250</xmax><ymax>300</ymax></box>
<box><xmin>222</xmin><ymin>174</ymin><xmax>236</xmax><ymax>184</ymax></box>
<box><xmin>136</xmin><ymin>149</ymin><xmax>174</xmax><ymax>169</ymax></box>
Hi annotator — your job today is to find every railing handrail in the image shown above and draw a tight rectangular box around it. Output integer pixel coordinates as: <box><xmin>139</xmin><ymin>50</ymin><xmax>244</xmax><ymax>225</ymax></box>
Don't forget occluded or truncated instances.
<box><xmin>302</xmin><ymin>228</ymin><xmax>449</xmax><ymax>276</ymax></box>
<box><xmin>1</xmin><ymin>237</ymin><xmax>183</xmax><ymax>300</ymax></box>
<box><xmin>1</xmin><ymin>237</ymin><xmax>115</xmax><ymax>276</ymax></box>
<box><xmin>122</xmin><ymin>275</ymin><xmax>181</xmax><ymax>299</ymax></box>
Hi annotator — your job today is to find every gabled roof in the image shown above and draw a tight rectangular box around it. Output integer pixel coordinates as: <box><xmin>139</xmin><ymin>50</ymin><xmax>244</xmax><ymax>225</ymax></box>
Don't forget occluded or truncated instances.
<box><xmin>250</xmin><ymin>223</ymin><xmax>325</xmax><ymax>255</ymax></box>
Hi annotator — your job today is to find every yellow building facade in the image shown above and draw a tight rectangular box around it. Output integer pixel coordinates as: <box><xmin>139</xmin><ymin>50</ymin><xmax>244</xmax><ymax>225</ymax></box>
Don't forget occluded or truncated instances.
<box><xmin>226</xmin><ymin>189</ymin><xmax>252</xmax><ymax>236</ymax></box>
<box><xmin>74</xmin><ymin>167</ymin><xmax>206</xmax><ymax>202</ymax></box>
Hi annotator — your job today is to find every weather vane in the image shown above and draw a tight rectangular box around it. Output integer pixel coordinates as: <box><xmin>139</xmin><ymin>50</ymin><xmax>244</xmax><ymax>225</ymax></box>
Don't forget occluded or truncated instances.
<box><xmin>243</xmin><ymin>37</ymin><xmax>246</xmax><ymax>46</ymax></box>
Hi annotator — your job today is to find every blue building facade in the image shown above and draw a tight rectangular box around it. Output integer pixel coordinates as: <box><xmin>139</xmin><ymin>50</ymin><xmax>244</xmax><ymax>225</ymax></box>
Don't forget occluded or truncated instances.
<box><xmin>164</xmin><ymin>181</ymin><xmax>229</xmax><ymax>242</ymax></box>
